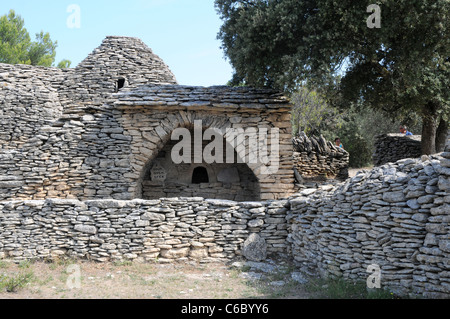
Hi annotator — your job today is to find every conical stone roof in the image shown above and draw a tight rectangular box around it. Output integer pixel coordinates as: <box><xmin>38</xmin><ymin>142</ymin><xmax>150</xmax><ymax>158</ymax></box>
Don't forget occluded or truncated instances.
<box><xmin>69</xmin><ymin>36</ymin><xmax>177</xmax><ymax>100</ymax></box>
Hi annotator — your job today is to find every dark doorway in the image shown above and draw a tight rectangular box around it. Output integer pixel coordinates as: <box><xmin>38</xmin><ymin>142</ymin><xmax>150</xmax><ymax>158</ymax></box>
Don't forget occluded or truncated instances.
<box><xmin>192</xmin><ymin>167</ymin><xmax>209</xmax><ymax>184</ymax></box>
<box><xmin>116</xmin><ymin>78</ymin><xmax>126</xmax><ymax>92</ymax></box>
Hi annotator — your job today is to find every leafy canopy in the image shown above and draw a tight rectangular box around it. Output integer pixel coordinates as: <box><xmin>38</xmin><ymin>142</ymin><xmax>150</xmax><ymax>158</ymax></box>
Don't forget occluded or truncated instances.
<box><xmin>0</xmin><ymin>10</ymin><xmax>69</xmax><ymax>68</ymax></box>
<box><xmin>216</xmin><ymin>0</ymin><xmax>449</xmax><ymax>118</ymax></box>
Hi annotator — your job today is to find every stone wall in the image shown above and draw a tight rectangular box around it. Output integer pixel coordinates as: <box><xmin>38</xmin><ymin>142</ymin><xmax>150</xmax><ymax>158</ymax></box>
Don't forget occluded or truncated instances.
<box><xmin>0</xmin><ymin>64</ymin><xmax>67</xmax><ymax>150</ymax></box>
<box><xmin>0</xmin><ymin>143</ymin><xmax>448</xmax><ymax>298</ymax></box>
<box><xmin>293</xmin><ymin>133</ymin><xmax>349</xmax><ymax>180</ymax></box>
<box><xmin>0</xmin><ymin>197</ymin><xmax>289</xmax><ymax>263</ymax></box>
<box><xmin>0</xmin><ymin>84</ymin><xmax>294</xmax><ymax>202</ymax></box>
<box><xmin>1</xmin><ymin>35</ymin><xmax>448</xmax><ymax>299</ymax></box>
<box><xmin>0</xmin><ymin>36</ymin><xmax>180</xmax><ymax>202</ymax></box>
<box><xmin>0</xmin><ymin>37</ymin><xmax>294</xmax><ymax>203</ymax></box>
<box><xmin>373</xmin><ymin>133</ymin><xmax>422</xmax><ymax>166</ymax></box>
<box><xmin>116</xmin><ymin>85</ymin><xmax>294</xmax><ymax>201</ymax></box>
<box><xmin>69</xmin><ymin>36</ymin><xmax>177</xmax><ymax>104</ymax></box>
<box><xmin>0</xmin><ymin>36</ymin><xmax>178</xmax><ymax>150</ymax></box>
<box><xmin>287</xmin><ymin>140</ymin><xmax>450</xmax><ymax>298</ymax></box>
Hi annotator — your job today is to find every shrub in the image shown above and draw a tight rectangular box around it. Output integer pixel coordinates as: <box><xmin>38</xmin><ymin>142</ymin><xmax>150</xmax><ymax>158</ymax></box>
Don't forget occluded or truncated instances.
<box><xmin>0</xmin><ymin>272</ymin><xmax>34</xmax><ymax>293</ymax></box>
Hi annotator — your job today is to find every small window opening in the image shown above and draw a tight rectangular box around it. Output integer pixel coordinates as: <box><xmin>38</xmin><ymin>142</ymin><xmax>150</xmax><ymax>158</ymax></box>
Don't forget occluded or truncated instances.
<box><xmin>116</xmin><ymin>78</ymin><xmax>126</xmax><ymax>92</ymax></box>
<box><xmin>192</xmin><ymin>167</ymin><xmax>209</xmax><ymax>184</ymax></box>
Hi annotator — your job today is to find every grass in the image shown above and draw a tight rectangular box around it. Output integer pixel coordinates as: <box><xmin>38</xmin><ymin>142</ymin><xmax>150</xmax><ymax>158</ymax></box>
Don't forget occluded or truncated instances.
<box><xmin>0</xmin><ymin>258</ymin><xmax>407</xmax><ymax>299</ymax></box>
<box><xmin>304</xmin><ymin>276</ymin><xmax>398</xmax><ymax>299</ymax></box>
<box><xmin>0</xmin><ymin>259</ymin><xmax>36</xmax><ymax>293</ymax></box>
<box><xmin>0</xmin><ymin>271</ymin><xmax>35</xmax><ymax>293</ymax></box>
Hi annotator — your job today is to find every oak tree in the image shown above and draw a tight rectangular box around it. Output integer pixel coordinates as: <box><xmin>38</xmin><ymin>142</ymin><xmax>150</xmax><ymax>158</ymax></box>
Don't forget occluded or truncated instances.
<box><xmin>216</xmin><ymin>0</ymin><xmax>449</xmax><ymax>154</ymax></box>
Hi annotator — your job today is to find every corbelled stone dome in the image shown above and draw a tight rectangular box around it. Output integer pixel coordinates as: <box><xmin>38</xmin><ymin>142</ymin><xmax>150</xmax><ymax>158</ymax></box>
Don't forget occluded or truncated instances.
<box><xmin>71</xmin><ymin>36</ymin><xmax>177</xmax><ymax>99</ymax></box>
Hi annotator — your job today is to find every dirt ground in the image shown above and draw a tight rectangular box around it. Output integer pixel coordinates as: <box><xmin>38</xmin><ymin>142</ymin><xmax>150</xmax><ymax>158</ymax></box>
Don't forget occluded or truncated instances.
<box><xmin>0</xmin><ymin>258</ymin><xmax>313</xmax><ymax>300</ymax></box>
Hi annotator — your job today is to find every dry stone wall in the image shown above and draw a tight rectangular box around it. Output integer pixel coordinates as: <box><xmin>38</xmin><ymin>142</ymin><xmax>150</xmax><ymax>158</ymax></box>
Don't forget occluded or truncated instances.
<box><xmin>293</xmin><ymin>132</ymin><xmax>349</xmax><ymax>180</ymax></box>
<box><xmin>69</xmin><ymin>36</ymin><xmax>177</xmax><ymax>104</ymax></box>
<box><xmin>0</xmin><ymin>36</ymin><xmax>179</xmax><ymax>202</ymax></box>
<box><xmin>0</xmin><ymin>197</ymin><xmax>289</xmax><ymax>263</ymax></box>
<box><xmin>115</xmin><ymin>85</ymin><xmax>294</xmax><ymax>201</ymax></box>
<box><xmin>287</xmin><ymin>139</ymin><xmax>450</xmax><ymax>298</ymax></box>
<box><xmin>0</xmin><ymin>64</ymin><xmax>67</xmax><ymax>150</ymax></box>
<box><xmin>0</xmin><ymin>36</ymin><xmax>294</xmax><ymax>202</ymax></box>
<box><xmin>373</xmin><ymin>133</ymin><xmax>422</xmax><ymax>166</ymax></box>
<box><xmin>0</xmin><ymin>35</ymin><xmax>448</xmax><ymax>299</ymax></box>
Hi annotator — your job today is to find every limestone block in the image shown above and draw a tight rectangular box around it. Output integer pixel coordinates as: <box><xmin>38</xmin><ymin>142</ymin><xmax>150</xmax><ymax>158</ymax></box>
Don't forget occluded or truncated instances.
<box><xmin>242</xmin><ymin>233</ymin><xmax>267</xmax><ymax>262</ymax></box>
<box><xmin>160</xmin><ymin>247</ymin><xmax>190</xmax><ymax>259</ymax></box>
<box><xmin>74</xmin><ymin>224</ymin><xmax>97</xmax><ymax>235</ymax></box>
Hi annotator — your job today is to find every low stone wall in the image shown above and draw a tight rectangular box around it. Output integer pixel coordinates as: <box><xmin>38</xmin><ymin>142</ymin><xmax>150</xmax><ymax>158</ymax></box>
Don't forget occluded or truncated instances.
<box><xmin>0</xmin><ymin>197</ymin><xmax>289</xmax><ymax>263</ymax></box>
<box><xmin>1</xmin><ymin>139</ymin><xmax>448</xmax><ymax>298</ymax></box>
<box><xmin>373</xmin><ymin>133</ymin><xmax>422</xmax><ymax>166</ymax></box>
<box><xmin>142</xmin><ymin>181</ymin><xmax>260</xmax><ymax>202</ymax></box>
<box><xmin>293</xmin><ymin>133</ymin><xmax>349</xmax><ymax>180</ymax></box>
<box><xmin>288</xmin><ymin>146</ymin><xmax>450</xmax><ymax>298</ymax></box>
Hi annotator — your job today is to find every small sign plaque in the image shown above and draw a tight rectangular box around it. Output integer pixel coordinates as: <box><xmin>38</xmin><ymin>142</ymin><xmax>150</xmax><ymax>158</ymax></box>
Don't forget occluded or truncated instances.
<box><xmin>151</xmin><ymin>163</ymin><xmax>167</xmax><ymax>182</ymax></box>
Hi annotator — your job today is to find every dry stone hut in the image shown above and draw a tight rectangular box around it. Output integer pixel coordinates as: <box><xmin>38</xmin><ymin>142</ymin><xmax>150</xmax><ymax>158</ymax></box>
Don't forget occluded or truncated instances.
<box><xmin>0</xmin><ymin>36</ymin><xmax>295</xmax><ymax>202</ymax></box>
<box><xmin>0</xmin><ymin>36</ymin><xmax>449</xmax><ymax>299</ymax></box>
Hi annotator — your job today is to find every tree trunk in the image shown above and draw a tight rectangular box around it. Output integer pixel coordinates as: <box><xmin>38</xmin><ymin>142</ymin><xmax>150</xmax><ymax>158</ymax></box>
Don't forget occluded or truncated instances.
<box><xmin>435</xmin><ymin>116</ymin><xmax>448</xmax><ymax>153</ymax></box>
<box><xmin>421</xmin><ymin>102</ymin><xmax>438</xmax><ymax>155</ymax></box>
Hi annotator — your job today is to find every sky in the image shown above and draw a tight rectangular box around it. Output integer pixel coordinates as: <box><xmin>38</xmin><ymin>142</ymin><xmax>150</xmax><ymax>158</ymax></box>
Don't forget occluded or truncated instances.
<box><xmin>0</xmin><ymin>0</ymin><xmax>234</xmax><ymax>86</ymax></box>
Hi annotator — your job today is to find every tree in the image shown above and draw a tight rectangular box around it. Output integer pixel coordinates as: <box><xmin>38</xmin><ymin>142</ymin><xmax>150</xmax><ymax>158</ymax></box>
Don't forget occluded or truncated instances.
<box><xmin>57</xmin><ymin>59</ymin><xmax>72</xmax><ymax>69</ymax></box>
<box><xmin>291</xmin><ymin>86</ymin><xmax>344</xmax><ymax>136</ymax></box>
<box><xmin>0</xmin><ymin>10</ymin><xmax>70</xmax><ymax>68</ymax></box>
<box><xmin>216</xmin><ymin>0</ymin><xmax>449</xmax><ymax>154</ymax></box>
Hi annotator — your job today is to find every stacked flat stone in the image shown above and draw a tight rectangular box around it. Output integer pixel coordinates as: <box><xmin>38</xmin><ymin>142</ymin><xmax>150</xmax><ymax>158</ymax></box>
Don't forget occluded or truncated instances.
<box><xmin>70</xmin><ymin>36</ymin><xmax>177</xmax><ymax>103</ymax></box>
<box><xmin>1</xmin><ymin>36</ymin><xmax>448</xmax><ymax>299</ymax></box>
<box><xmin>0</xmin><ymin>36</ymin><xmax>179</xmax><ymax>201</ymax></box>
<box><xmin>287</xmin><ymin>145</ymin><xmax>449</xmax><ymax>298</ymax></box>
<box><xmin>0</xmin><ymin>37</ymin><xmax>294</xmax><ymax>202</ymax></box>
<box><xmin>0</xmin><ymin>64</ymin><xmax>66</xmax><ymax>150</ymax></box>
<box><xmin>0</xmin><ymin>197</ymin><xmax>290</xmax><ymax>264</ymax></box>
<box><xmin>373</xmin><ymin>133</ymin><xmax>422</xmax><ymax>166</ymax></box>
<box><xmin>115</xmin><ymin>85</ymin><xmax>294</xmax><ymax>201</ymax></box>
<box><xmin>114</xmin><ymin>85</ymin><xmax>289</xmax><ymax>109</ymax></box>
<box><xmin>293</xmin><ymin>132</ymin><xmax>349</xmax><ymax>179</ymax></box>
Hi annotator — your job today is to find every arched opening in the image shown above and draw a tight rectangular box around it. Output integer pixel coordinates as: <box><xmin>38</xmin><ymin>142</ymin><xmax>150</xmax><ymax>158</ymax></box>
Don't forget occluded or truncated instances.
<box><xmin>192</xmin><ymin>167</ymin><xmax>209</xmax><ymax>184</ymax></box>
<box><xmin>139</xmin><ymin>126</ymin><xmax>261</xmax><ymax>201</ymax></box>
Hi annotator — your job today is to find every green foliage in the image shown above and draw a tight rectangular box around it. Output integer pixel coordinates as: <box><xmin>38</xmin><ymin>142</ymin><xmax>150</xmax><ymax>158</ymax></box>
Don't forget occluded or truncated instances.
<box><xmin>305</xmin><ymin>276</ymin><xmax>398</xmax><ymax>299</ymax></box>
<box><xmin>28</xmin><ymin>31</ymin><xmax>57</xmax><ymax>66</ymax></box>
<box><xmin>0</xmin><ymin>9</ymin><xmax>31</xmax><ymax>65</ymax></box>
<box><xmin>0</xmin><ymin>271</ymin><xmax>34</xmax><ymax>293</ymax></box>
<box><xmin>57</xmin><ymin>59</ymin><xmax>72</xmax><ymax>69</ymax></box>
<box><xmin>330</xmin><ymin>116</ymin><xmax>375</xmax><ymax>168</ymax></box>
<box><xmin>216</xmin><ymin>0</ymin><xmax>449</xmax><ymax>154</ymax></box>
<box><xmin>0</xmin><ymin>9</ymin><xmax>70</xmax><ymax>68</ymax></box>
<box><xmin>294</xmin><ymin>87</ymin><xmax>422</xmax><ymax>167</ymax></box>
<box><xmin>291</xmin><ymin>87</ymin><xmax>344</xmax><ymax>136</ymax></box>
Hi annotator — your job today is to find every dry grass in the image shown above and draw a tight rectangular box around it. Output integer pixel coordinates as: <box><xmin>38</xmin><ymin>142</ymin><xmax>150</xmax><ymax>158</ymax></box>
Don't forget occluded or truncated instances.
<box><xmin>0</xmin><ymin>259</ymin><xmax>311</xmax><ymax>300</ymax></box>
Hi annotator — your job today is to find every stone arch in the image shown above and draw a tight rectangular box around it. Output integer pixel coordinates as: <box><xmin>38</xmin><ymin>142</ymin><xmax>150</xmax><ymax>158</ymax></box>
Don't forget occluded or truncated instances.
<box><xmin>129</xmin><ymin>111</ymin><xmax>268</xmax><ymax>201</ymax></box>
